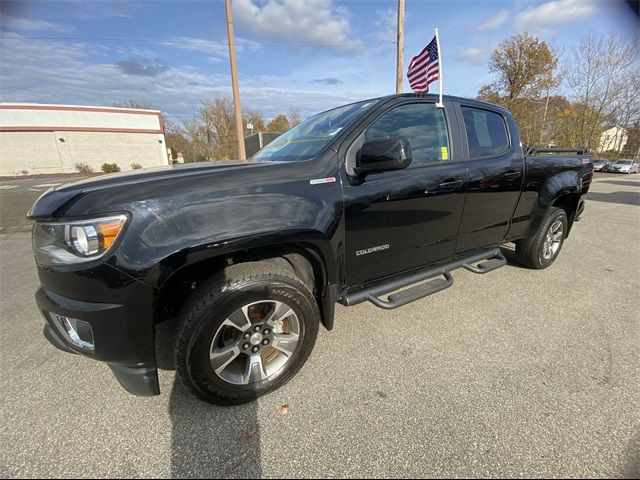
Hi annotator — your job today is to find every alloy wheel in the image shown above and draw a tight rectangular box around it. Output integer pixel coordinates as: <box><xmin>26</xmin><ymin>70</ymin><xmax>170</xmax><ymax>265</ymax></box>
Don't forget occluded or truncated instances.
<box><xmin>542</xmin><ymin>219</ymin><xmax>563</xmax><ymax>261</ymax></box>
<box><xmin>209</xmin><ymin>300</ymin><xmax>301</xmax><ymax>385</ymax></box>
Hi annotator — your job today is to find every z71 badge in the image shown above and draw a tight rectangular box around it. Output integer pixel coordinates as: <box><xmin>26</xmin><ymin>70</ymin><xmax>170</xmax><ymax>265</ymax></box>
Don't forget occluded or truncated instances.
<box><xmin>356</xmin><ymin>244</ymin><xmax>390</xmax><ymax>256</ymax></box>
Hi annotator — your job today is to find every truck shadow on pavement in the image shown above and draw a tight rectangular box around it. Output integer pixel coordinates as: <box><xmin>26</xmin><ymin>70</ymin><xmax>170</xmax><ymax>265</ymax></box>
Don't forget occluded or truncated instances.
<box><xmin>499</xmin><ymin>245</ymin><xmax>528</xmax><ymax>270</ymax></box>
<box><xmin>586</xmin><ymin>191</ymin><xmax>640</xmax><ymax>206</ymax></box>
<box><xmin>598</xmin><ymin>180</ymin><xmax>640</xmax><ymax>188</ymax></box>
<box><xmin>156</xmin><ymin>320</ymin><xmax>262</xmax><ymax>478</ymax></box>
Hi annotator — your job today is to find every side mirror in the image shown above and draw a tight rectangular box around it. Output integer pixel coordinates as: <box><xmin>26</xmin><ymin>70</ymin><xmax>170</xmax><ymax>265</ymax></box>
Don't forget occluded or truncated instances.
<box><xmin>354</xmin><ymin>135</ymin><xmax>412</xmax><ymax>175</ymax></box>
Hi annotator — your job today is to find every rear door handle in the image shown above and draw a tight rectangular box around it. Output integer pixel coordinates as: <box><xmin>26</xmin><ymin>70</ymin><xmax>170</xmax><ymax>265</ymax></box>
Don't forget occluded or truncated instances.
<box><xmin>505</xmin><ymin>171</ymin><xmax>522</xmax><ymax>180</ymax></box>
<box><xmin>438</xmin><ymin>179</ymin><xmax>464</xmax><ymax>190</ymax></box>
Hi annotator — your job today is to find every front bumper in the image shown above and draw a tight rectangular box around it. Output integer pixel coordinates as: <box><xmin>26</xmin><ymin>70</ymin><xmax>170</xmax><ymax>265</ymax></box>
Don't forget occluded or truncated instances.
<box><xmin>35</xmin><ymin>266</ymin><xmax>160</xmax><ymax>397</ymax></box>
<box><xmin>43</xmin><ymin>321</ymin><xmax>160</xmax><ymax>396</ymax></box>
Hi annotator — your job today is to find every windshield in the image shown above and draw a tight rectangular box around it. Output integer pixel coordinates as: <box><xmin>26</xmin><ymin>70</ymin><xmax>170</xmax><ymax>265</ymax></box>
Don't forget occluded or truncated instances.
<box><xmin>593</xmin><ymin>160</ymin><xmax>605</xmax><ymax>165</ymax></box>
<box><xmin>253</xmin><ymin>99</ymin><xmax>378</xmax><ymax>161</ymax></box>
<box><xmin>616</xmin><ymin>160</ymin><xmax>632</xmax><ymax>165</ymax></box>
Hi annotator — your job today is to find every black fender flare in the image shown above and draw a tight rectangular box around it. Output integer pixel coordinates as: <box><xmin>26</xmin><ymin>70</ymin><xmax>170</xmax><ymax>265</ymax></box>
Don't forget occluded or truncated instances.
<box><xmin>526</xmin><ymin>170</ymin><xmax>582</xmax><ymax>237</ymax></box>
<box><xmin>147</xmin><ymin>229</ymin><xmax>338</xmax><ymax>329</ymax></box>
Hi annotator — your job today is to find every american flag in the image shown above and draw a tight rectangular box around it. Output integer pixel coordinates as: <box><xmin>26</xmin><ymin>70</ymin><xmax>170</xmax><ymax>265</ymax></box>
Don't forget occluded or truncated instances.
<box><xmin>408</xmin><ymin>36</ymin><xmax>439</xmax><ymax>94</ymax></box>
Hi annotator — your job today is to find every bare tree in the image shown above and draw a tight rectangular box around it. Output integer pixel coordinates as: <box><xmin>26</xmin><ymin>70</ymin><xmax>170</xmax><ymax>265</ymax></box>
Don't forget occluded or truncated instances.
<box><xmin>609</xmin><ymin>65</ymin><xmax>640</xmax><ymax>155</ymax></box>
<box><xmin>244</xmin><ymin>110</ymin><xmax>266</xmax><ymax>132</ymax></box>
<box><xmin>287</xmin><ymin>106</ymin><xmax>302</xmax><ymax>127</ymax></box>
<box><xmin>164</xmin><ymin>118</ymin><xmax>199</xmax><ymax>162</ymax></box>
<box><xmin>566</xmin><ymin>32</ymin><xmax>639</xmax><ymax>150</ymax></box>
<box><xmin>179</xmin><ymin>98</ymin><xmax>240</xmax><ymax>160</ymax></box>
<box><xmin>179</xmin><ymin>98</ymin><xmax>278</xmax><ymax>161</ymax></box>
<box><xmin>112</xmin><ymin>100</ymin><xmax>157</xmax><ymax>110</ymax></box>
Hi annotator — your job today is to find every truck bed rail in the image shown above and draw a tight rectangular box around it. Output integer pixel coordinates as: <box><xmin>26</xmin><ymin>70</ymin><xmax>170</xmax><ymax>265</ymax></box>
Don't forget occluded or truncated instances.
<box><xmin>526</xmin><ymin>147</ymin><xmax>589</xmax><ymax>156</ymax></box>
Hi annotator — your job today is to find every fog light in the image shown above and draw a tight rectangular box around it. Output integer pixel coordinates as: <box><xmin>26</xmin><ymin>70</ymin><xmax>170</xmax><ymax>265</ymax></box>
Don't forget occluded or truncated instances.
<box><xmin>50</xmin><ymin>313</ymin><xmax>95</xmax><ymax>352</ymax></box>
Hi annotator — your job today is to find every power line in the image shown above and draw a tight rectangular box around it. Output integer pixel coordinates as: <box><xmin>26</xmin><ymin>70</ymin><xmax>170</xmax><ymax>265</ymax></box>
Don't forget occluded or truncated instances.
<box><xmin>4</xmin><ymin>36</ymin><xmax>395</xmax><ymax>48</ymax></box>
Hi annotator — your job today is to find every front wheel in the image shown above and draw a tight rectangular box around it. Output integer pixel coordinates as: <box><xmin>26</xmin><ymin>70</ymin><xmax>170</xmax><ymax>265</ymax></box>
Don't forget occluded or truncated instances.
<box><xmin>175</xmin><ymin>261</ymin><xmax>320</xmax><ymax>405</ymax></box>
<box><xmin>515</xmin><ymin>207</ymin><xmax>568</xmax><ymax>269</ymax></box>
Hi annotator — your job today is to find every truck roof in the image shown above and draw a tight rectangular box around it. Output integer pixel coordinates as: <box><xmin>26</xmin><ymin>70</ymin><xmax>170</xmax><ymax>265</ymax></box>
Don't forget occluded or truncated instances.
<box><xmin>374</xmin><ymin>93</ymin><xmax>511</xmax><ymax>114</ymax></box>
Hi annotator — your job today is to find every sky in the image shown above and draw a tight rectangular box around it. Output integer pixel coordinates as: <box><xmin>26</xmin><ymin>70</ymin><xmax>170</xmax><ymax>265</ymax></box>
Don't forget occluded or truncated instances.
<box><xmin>0</xmin><ymin>0</ymin><xmax>638</xmax><ymax>122</ymax></box>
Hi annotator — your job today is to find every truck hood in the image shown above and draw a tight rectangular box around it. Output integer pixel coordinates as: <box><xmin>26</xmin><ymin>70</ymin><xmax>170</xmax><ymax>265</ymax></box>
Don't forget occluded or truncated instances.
<box><xmin>27</xmin><ymin>159</ymin><xmax>275</xmax><ymax>219</ymax></box>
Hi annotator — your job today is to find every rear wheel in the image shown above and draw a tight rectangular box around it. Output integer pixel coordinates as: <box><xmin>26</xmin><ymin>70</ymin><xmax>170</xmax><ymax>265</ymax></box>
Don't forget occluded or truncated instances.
<box><xmin>175</xmin><ymin>261</ymin><xmax>320</xmax><ymax>405</ymax></box>
<box><xmin>515</xmin><ymin>207</ymin><xmax>568</xmax><ymax>269</ymax></box>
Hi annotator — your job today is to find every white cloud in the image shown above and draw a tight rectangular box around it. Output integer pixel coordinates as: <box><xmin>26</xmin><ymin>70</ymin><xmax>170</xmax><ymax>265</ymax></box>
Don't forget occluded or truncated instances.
<box><xmin>515</xmin><ymin>0</ymin><xmax>598</xmax><ymax>32</ymax></box>
<box><xmin>375</xmin><ymin>8</ymin><xmax>396</xmax><ymax>42</ymax></box>
<box><xmin>163</xmin><ymin>36</ymin><xmax>261</xmax><ymax>61</ymax></box>
<box><xmin>232</xmin><ymin>0</ymin><xmax>362</xmax><ymax>54</ymax></box>
<box><xmin>1</xmin><ymin>15</ymin><xmax>74</xmax><ymax>33</ymax></box>
<box><xmin>164</xmin><ymin>36</ymin><xmax>230</xmax><ymax>63</ymax></box>
<box><xmin>478</xmin><ymin>9</ymin><xmax>509</xmax><ymax>31</ymax></box>
<box><xmin>66</xmin><ymin>3</ymin><xmax>135</xmax><ymax>21</ymax></box>
<box><xmin>455</xmin><ymin>47</ymin><xmax>489</xmax><ymax>65</ymax></box>
<box><xmin>0</xmin><ymin>33</ymin><xmax>366</xmax><ymax>119</ymax></box>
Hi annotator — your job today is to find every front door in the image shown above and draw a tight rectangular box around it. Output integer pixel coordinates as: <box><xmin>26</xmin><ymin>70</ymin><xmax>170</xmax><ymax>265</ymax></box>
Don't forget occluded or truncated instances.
<box><xmin>342</xmin><ymin>100</ymin><xmax>467</xmax><ymax>287</ymax></box>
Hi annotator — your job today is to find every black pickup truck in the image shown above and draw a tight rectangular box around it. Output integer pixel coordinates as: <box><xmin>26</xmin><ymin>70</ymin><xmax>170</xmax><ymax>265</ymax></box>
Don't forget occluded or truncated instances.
<box><xmin>28</xmin><ymin>94</ymin><xmax>593</xmax><ymax>405</ymax></box>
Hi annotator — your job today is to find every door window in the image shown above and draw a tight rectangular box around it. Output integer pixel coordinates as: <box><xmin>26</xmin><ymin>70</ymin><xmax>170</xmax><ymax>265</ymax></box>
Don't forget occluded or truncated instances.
<box><xmin>364</xmin><ymin>103</ymin><xmax>450</xmax><ymax>165</ymax></box>
<box><xmin>461</xmin><ymin>107</ymin><xmax>509</xmax><ymax>158</ymax></box>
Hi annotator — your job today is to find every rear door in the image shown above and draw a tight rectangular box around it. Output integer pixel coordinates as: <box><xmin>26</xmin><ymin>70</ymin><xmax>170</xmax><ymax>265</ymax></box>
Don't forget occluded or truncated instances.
<box><xmin>341</xmin><ymin>99</ymin><xmax>467</xmax><ymax>286</ymax></box>
<box><xmin>454</xmin><ymin>103</ymin><xmax>525</xmax><ymax>253</ymax></box>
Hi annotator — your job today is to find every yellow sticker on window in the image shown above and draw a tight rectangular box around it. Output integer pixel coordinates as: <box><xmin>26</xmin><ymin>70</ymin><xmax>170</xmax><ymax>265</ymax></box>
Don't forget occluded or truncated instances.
<box><xmin>441</xmin><ymin>146</ymin><xmax>449</xmax><ymax>160</ymax></box>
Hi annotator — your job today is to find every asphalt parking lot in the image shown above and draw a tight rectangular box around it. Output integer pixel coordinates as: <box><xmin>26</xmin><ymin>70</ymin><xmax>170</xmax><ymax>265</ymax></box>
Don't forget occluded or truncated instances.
<box><xmin>1</xmin><ymin>172</ymin><xmax>638</xmax><ymax>478</ymax></box>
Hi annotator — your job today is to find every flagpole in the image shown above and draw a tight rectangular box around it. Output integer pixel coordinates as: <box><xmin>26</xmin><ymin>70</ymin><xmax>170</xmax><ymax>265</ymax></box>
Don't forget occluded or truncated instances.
<box><xmin>434</xmin><ymin>27</ymin><xmax>444</xmax><ymax>108</ymax></box>
<box><xmin>395</xmin><ymin>0</ymin><xmax>405</xmax><ymax>93</ymax></box>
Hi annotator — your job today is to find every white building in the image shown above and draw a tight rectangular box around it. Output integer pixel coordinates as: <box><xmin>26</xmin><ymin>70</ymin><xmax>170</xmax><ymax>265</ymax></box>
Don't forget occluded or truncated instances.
<box><xmin>597</xmin><ymin>126</ymin><xmax>628</xmax><ymax>153</ymax></box>
<box><xmin>0</xmin><ymin>104</ymin><xmax>169</xmax><ymax>176</ymax></box>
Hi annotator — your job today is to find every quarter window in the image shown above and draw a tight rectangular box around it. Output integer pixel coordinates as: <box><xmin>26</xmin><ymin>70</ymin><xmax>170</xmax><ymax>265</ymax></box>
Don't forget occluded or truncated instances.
<box><xmin>364</xmin><ymin>103</ymin><xmax>450</xmax><ymax>165</ymax></box>
<box><xmin>461</xmin><ymin>107</ymin><xmax>509</xmax><ymax>158</ymax></box>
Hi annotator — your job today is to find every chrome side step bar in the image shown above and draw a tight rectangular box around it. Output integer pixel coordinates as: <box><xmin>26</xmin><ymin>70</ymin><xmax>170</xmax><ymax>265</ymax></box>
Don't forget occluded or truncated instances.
<box><xmin>340</xmin><ymin>248</ymin><xmax>506</xmax><ymax>310</ymax></box>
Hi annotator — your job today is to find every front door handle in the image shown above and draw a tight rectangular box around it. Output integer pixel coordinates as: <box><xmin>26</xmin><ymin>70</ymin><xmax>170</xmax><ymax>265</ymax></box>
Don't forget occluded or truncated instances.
<box><xmin>438</xmin><ymin>179</ymin><xmax>464</xmax><ymax>190</ymax></box>
<box><xmin>505</xmin><ymin>171</ymin><xmax>522</xmax><ymax>181</ymax></box>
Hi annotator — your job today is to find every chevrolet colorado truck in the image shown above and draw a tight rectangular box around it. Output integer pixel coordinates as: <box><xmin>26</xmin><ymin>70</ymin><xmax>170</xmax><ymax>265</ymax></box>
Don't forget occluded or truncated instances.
<box><xmin>28</xmin><ymin>94</ymin><xmax>593</xmax><ymax>405</ymax></box>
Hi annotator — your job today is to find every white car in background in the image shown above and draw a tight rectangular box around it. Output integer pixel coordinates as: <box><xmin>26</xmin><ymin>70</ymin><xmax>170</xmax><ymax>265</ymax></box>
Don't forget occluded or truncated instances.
<box><xmin>608</xmin><ymin>159</ymin><xmax>639</xmax><ymax>174</ymax></box>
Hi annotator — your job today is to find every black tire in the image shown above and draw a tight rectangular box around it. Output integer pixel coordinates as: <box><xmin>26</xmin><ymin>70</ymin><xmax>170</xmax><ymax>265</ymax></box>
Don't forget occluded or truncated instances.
<box><xmin>175</xmin><ymin>261</ymin><xmax>320</xmax><ymax>405</ymax></box>
<box><xmin>515</xmin><ymin>207</ymin><xmax>568</xmax><ymax>269</ymax></box>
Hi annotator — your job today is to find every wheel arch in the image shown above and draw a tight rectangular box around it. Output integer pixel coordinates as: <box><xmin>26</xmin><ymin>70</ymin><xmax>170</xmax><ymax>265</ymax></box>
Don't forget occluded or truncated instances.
<box><xmin>551</xmin><ymin>192</ymin><xmax>581</xmax><ymax>236</ymax></box>
<box><xmin>152</xmin><ymin>236</ymin><xmax>337</xmax><ymax>331</ymax></box>
<box><xmin>526</xmin><ymin>170</ymin><xmax>583</xmax><ymax>238</ymax></box>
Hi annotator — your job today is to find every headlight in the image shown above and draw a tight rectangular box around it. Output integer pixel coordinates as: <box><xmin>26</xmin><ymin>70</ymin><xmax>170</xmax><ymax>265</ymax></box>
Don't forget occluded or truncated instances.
<box><xmin>32</xmin><ymin>214</ymin><xmax>128</xmax><ymax>266</ymax></box>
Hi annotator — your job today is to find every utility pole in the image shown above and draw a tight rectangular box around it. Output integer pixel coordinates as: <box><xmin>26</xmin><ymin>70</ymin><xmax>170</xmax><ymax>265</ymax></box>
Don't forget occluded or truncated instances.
<box><xmin>395</xmin><ymin>0</ymin><xmax>405</xmax><ymax>94</ymax></box>
<box><xmin>225</xmin><ymin>0</ymin><xmax>246</xmax><ymax>160</ymax></box>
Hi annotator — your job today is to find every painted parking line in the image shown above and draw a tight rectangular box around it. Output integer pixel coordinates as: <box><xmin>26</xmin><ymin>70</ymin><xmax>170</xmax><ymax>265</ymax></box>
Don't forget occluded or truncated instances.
<box><xmin>29</xmin><ymin>188</ymin><xmax>43</xmax><ymax>192</ymax></box>
<box><xmin>34</xmin><ymin>183</ymin><xmax>62</xmax><ymax>187</ymax></box>
<box><xmin>0</xmin><ymin>185</ymin><xmax>18</xmax><ymax>190</ymax></box>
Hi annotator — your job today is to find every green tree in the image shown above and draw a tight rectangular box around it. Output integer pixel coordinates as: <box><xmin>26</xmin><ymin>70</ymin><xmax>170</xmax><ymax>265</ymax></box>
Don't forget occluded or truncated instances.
<box><xmin>267</xmin><ymin>114</ymin><xmax>291</xmax><ymax>133</ymax></box>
